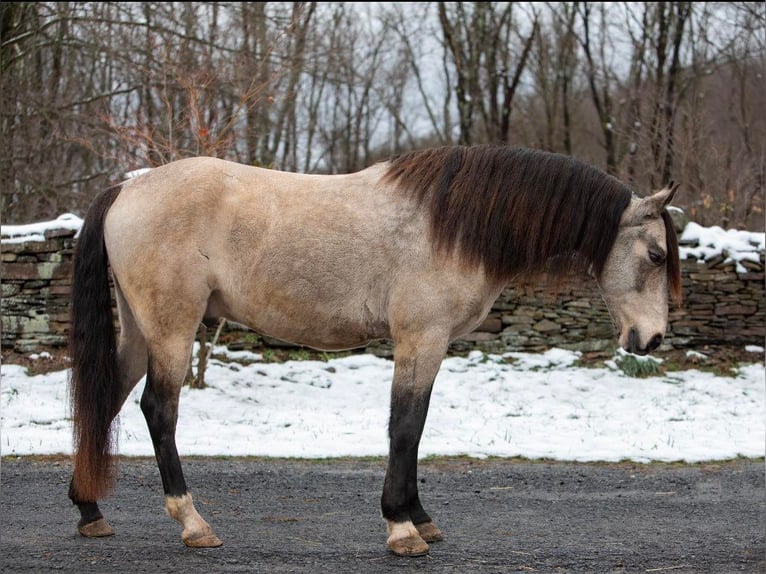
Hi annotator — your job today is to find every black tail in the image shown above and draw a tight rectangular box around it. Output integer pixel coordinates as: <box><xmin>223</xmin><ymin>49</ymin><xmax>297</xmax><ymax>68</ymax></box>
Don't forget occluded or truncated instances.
<box><xmin>69</xmin><ymin>185</ymin><xmax>123</xmax><ymax>502</ymax></box>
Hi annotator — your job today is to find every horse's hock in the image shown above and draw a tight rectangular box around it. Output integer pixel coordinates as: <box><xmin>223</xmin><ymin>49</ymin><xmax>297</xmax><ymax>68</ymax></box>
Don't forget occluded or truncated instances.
<box><xmin>1</xmin><ymin>223</ymin><xmax>764</xmax><ymax>356</ymax></box>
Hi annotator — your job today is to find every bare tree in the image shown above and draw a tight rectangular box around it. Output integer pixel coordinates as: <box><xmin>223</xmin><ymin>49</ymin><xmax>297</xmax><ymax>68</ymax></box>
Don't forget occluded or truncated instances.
<box><xmin>528</xmin><ymin>2</ymin><xmax>579</xmax><ymax>153</ymax></box>
<box><xmin>438</xmin><ymin>2</ymin><xmax>537</xmax><ymax>145</ymax></box>
<box><xmin>377</xmin><ymin>2</ymin><xmax>448</xmax><ymax>149</ymax></box>
<box><xmin>576</xmin><ymin>2</ymin><xmax>620</xmax><ymax>174</ymax></box>
<box><xmin>2</xmin><ymin>2</ymin><xmax>763</xmax><ymax>232</ymax></box>
<box><xmin>718</xmin><ymin>2</ymin><xmax>765</xmax><ymax>228</ymax></box>
<box><xmin>271</xmin><ymin>2</ymin><xmax>317</xmax><ymax>171</ymax></box>
<box><xmin>2</xmin><ymin>3</ymin><xmax>121</xmax><ymax>221</ymax></box>
<box><xmin>645</xmin><ymin>1</ymin><xmax>691</xmax><ymax>188</ymax></box>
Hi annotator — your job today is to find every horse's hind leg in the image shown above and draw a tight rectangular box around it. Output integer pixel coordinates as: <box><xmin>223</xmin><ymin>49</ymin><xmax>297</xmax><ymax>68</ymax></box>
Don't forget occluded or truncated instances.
<box><xmin>141</xmin><ymin>333</ymin><xmax>222</xmax><ymax>548</ymax></box>
<box><xmin>70</xmin><ymin>282</ymin><xmax>148</xmax><ymax>537</ymax></box>
<box><xmin>381</xmin><ymin>331</ymin><xmax>448</xmax><ymax>556</ymax></box>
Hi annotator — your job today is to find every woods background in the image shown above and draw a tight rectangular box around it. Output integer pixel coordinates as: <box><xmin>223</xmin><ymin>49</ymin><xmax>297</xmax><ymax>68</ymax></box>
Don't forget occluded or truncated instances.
<box><xmin>1</xmin><ymin>2</ymin><xmax>764</xmax><ymax>230</ymax></box>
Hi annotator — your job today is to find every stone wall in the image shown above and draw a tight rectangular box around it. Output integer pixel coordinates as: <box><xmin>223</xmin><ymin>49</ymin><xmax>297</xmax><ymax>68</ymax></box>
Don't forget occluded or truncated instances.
<box><xmin>2</xmin><ymin>229</ymin><xmax>78</xmax><ymax>352</ymax></box>
<box><xmin>2</xmin><ymin>227</ymin><xmax>764</xmax><ymax>355</ymax></box>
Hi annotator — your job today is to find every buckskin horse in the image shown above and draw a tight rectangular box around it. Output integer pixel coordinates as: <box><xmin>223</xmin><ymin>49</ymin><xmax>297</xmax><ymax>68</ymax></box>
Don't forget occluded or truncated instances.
<box><xmin>67</xmin><ymin>144</ymin><xmax>681</xmax><ymax>556</ymax></box>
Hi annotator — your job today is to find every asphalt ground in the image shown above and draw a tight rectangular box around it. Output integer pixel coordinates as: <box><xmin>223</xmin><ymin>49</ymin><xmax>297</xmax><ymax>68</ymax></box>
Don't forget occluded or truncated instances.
<box><xmin>1</xmin><ymin>456</ymin><xmax>764</xmax><ymax>573</ymax></box>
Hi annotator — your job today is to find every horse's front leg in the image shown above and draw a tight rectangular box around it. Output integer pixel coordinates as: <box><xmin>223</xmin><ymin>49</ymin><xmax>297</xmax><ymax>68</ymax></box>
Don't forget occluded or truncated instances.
<box><xmin>381</xmin><ymin>333</ymin><xmax>447</xmax><ymax>557</ymax></box>
<box><xmin>141</xmin><ymin>351</ymin><xmax>222</xmax><ymax>548</ymax></box>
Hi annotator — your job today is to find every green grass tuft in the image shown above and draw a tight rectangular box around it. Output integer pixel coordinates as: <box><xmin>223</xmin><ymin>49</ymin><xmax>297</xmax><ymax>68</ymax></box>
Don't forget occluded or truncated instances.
<box><xmin>615</xmin><ymin>354</ymin><xmax>663</xmax><ymax>378</ymax></box>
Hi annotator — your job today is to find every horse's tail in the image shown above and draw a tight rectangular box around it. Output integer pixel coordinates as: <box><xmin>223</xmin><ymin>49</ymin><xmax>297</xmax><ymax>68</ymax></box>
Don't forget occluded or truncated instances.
<box><xmin>69</xmin><ymin>184</ymin><xmax>123</xmax><ymax>501</ymax></box>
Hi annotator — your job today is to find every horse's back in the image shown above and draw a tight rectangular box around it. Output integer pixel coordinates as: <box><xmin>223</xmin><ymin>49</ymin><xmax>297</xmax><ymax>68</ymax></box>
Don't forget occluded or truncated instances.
<box><xmin>106</xmin><ymin>156</ymin><xmax>392</xmax><ymax>262</ymax></box>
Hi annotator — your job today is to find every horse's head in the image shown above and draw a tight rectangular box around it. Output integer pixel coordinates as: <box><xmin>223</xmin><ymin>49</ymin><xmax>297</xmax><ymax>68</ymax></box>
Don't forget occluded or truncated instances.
<box><xmin>598</xmin><ymin>183</ymin><xmax>681</xmax><ymax>355</ymax></box>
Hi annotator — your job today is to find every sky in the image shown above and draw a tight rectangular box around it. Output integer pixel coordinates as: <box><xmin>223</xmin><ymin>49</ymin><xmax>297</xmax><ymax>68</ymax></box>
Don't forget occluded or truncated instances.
<box><xmin>1</xmin><ymin>215</ymin><xmax>765</xmax><ymax>464</ymax></box>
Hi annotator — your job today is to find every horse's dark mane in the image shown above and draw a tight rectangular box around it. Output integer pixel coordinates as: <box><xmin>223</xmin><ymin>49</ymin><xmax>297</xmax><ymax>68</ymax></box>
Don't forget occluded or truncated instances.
<box><xmin>662</xmin><ymin>209</ymin><xmax>683</xmax><ymax>305</ymax></box>
<box><xmin>383</xmin><ymin>144</ymin><xmax>634</xmax><ymax>284</ymax></box>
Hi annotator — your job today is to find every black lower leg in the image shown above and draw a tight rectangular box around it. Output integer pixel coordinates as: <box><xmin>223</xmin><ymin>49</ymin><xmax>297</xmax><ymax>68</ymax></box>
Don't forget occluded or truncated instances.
<box><xmin>140</xmin><ymin>367</ymin><xmax>187</xmax><ymax>497</ymax></box>
<box><xmin>69</xmin><ymin>479</ymin><xmax>104</xmax><ymax>526</ymax></box>
<box><xmin>409</xmin><ymin>493</ymin><xmax>431</xmax><ymax>525</ymax></box>
<box><xmin>381</xmin><ymin>386</ymin><xmax>433</xmax><ymax>524</ymax></box>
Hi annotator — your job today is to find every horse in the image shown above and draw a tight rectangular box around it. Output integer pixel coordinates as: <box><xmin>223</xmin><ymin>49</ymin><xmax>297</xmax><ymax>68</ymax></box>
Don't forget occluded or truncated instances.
<box><xmin>67</xmin><ymin>144</ymin><xmax>682</xmax><ymax>557</ymax></box>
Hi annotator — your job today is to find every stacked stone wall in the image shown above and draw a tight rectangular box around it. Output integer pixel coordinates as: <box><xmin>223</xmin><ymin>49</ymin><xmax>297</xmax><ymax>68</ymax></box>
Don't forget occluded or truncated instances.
<box><xmin>2</xmin><ymin>228</ymin><xmax>764</xmax><ymax>355</ymax></box>
<box><xmin>2</xmin><ymin>229</ymin><xmax>79</xmax><ymax>352</ymax></box>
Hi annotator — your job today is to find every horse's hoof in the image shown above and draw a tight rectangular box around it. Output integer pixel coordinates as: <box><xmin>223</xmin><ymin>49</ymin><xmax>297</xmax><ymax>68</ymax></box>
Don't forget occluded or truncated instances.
<box><xmin>183</xmin><ymin>532</ymin><xmax>223</xmax><ymax>548</ymax></box>
<box><xmin>386</xmin><ymin>520</ymin><xmax>430</xmax><ymax>556</ymax></box>
<box><xmin>415</xmin><ymin>521</ymin><xmax>444</xmax><ymax>543</ymax></box>
<box><xmin>78</xmin><ymin>517</ymin><xmax>115</xmax><ymax>538</ymax></box>
<box><xmin>387</xmin><ymin>533</ymin><xmax>430</xmax><ymax>556</ymax></box>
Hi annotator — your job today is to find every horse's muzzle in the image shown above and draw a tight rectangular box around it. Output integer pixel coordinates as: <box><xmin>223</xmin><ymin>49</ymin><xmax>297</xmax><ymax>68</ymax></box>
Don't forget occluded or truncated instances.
<box><xmin>626</xmin><ymin>329</ymin><xmax>663</xmax><ymax>356</ymax></box>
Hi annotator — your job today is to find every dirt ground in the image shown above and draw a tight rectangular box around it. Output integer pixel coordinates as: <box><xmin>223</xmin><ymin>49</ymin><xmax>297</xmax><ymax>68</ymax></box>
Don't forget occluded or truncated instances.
<box><xmin>2</xmin><ymin>456</ymin><xmax>764</xmax><ymax>573</ymax></box>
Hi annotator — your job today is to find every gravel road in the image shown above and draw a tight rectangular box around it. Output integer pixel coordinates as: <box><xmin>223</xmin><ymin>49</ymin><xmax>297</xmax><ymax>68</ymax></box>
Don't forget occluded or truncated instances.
<box><xmin>1</xmin><ymin>456</ymin><xmax>763</xmax><ymax>573</ymax></box>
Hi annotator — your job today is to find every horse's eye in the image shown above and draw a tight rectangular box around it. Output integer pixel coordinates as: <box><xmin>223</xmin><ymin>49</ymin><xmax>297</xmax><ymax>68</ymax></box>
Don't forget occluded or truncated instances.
<box><xmin>649</xmin><ymin>250</ymin><xmax>666</xmax><ymax>265</ymax></box>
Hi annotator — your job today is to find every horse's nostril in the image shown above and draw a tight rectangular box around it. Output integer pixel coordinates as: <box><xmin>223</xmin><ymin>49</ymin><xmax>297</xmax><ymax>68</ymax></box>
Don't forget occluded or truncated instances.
<box><xmin>647</xmin><ymin>334</ymin><xmax>663</xmax><ymax>352</ymax></box>
<box><xmin>627</xmin><ymin>328</ymin><xmax>639</xmax><ymax>353</ymax></box>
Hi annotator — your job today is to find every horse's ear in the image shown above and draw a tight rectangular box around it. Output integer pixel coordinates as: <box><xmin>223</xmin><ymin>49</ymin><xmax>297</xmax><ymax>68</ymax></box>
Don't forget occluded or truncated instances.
<box><xmin>656</xmin><ymin>181</ymin><xmax>680</xmax><ymax>208</ymax></box>
<box><xmin>627</xmin><ymin>182</ymin><xmax>680</xmax><ymax>224</ymax></box>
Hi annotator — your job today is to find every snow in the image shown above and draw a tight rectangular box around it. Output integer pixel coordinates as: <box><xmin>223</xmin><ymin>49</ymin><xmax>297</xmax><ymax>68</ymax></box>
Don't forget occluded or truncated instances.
<box><xmin>0</xmin><ymin>213</ymin><xmax>84</xmax><ymax>244</ymax></box>
<box><xmin>680</xmin><ymin>221</ymin><xmax>765</xmax><ymax>273</ymax></box>
<box><xmin>124</xmin><ymin>167</ymin><xmax>152</xmax><ymax>180</ymax></box>
<box><xmin>1</xmin><ymin>346</ymin><xmax>764</xmax><ymax>463</ymax></box>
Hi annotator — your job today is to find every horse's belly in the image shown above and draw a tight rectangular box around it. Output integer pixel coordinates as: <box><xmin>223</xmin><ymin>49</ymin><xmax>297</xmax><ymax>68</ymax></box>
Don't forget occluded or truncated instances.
<box><xmin>242</xmin><ymin>317</ymin><xmax>380</xmax><ymax>352</ymax></box>
<box><xmin>208</xmin><ymin>291</ymin><xmax>388</xmax><ymax>351</ymax></box>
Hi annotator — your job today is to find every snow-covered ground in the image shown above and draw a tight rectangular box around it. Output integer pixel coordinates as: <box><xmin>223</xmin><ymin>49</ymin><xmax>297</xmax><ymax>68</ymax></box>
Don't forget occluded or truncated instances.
<box><xmin>2</xmin><ymin>346</ymin><xmax>763</xmax><ymax>462</ymax></box>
